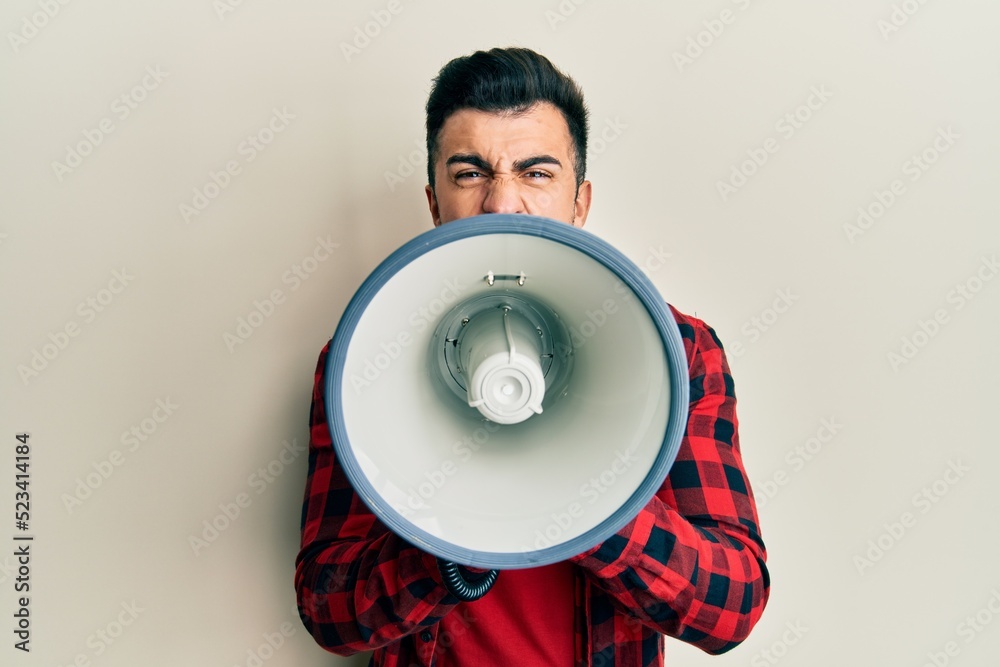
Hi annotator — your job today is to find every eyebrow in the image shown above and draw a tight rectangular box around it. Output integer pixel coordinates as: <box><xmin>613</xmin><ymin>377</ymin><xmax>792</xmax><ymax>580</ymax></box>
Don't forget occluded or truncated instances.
<box><xmin>446</xmin><ymin>154</ymin><xmax>492</xmax><ymax>171</ymax></box>
<box><xmin>445</xmin><ymin>153</ymin><xmax>563</xmax><ymax>172</ymax></box>
<box><xmin>514</xmin><ymin>155</ymin><xmax>562</xmax><ymax>171</ymax></box>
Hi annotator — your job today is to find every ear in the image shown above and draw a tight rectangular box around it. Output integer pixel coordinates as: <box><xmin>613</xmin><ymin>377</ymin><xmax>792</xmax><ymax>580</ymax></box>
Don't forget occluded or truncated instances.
<box><xmin>571</xmin><ymin>180</ymin><xmax>592</xmax><ymax>228</ymax></box>
<box><xmin>426</xmin><ymin>185</ymin><xmax>442</xmax><ymax>227</ymax></box>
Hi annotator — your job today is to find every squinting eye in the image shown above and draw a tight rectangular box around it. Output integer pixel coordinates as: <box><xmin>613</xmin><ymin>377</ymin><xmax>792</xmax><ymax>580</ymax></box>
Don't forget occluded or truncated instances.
<box><xmin>456</xmin><ymin>171</ymin><xmax>484</xmax><ymax>181</ymax></box>
<box><xmin>525</xmin><ymin>170</ymin><xmax>550</xmax><ymax>179</ymax></box>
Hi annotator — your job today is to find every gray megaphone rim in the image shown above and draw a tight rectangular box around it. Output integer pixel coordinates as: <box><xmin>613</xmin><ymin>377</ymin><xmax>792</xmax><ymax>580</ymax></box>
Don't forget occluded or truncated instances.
<box><xmin>324</xmin><ymin>213</ymin><xmax>689</xmax><ymax>569</ymax></box>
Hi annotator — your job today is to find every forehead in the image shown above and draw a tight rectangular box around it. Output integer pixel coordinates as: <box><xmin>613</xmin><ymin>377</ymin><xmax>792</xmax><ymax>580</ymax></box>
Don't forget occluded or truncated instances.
<box><xmin>436</xmin><ymin>103</ymin><xmax>574</xmax><ymax>160</ymax></box>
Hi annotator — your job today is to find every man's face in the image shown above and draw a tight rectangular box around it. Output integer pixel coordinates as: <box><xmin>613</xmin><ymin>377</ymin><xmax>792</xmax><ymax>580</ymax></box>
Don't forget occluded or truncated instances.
<box><xmin>425</xmin><ymin>102</ymin><xmax>592</xmax><ymax>227</ymax></box>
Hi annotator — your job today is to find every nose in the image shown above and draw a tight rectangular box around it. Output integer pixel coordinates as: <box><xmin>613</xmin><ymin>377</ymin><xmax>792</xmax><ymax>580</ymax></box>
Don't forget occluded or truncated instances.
<box><xmin>482</xmin><ymin>178</ymin><xmax>525</xmax><ymax>215</ymax></box>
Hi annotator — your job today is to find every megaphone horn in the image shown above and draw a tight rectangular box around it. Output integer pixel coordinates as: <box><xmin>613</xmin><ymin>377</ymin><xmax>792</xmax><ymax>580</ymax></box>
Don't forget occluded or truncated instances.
<box><xmin>325</xmin><ymin>214</ymin><xmax>689</xmax><ymax>576</ymax></box>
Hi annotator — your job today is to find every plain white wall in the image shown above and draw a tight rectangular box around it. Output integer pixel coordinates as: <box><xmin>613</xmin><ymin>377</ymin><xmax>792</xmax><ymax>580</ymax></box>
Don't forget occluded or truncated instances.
<box><xmin>2</xmin><ymin>1</ymin><xmax>998</xmax><ymax>665</ymax></box>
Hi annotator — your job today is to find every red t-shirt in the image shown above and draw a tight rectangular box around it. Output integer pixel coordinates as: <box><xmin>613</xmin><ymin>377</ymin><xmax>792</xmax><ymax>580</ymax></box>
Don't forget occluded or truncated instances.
<box><xmin>435</xmin><ymin>561</ymin><xmax>576</xmax><ymax>666</ymax></box>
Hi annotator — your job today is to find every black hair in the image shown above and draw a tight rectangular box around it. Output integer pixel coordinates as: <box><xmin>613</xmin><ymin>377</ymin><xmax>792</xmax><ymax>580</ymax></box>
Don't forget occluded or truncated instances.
<box><xmin>425</xmin><ymin>47</ymin><xmax>589</xmax><ymax>190</ymax></box>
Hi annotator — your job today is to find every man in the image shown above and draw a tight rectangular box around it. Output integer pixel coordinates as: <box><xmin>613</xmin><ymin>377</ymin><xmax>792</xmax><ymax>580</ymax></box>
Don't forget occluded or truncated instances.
<box><xmin>296</xmin><ymin>48</ymin><xmax>769</xmax><ymax>666</ymax></box>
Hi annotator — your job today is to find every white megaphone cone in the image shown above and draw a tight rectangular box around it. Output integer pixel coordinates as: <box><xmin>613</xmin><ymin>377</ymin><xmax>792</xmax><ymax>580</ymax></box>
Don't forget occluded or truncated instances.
<box><xmin>324</xmin><ymin>214</ymin><xmax>689</xmax><ymax>581</ymax></box>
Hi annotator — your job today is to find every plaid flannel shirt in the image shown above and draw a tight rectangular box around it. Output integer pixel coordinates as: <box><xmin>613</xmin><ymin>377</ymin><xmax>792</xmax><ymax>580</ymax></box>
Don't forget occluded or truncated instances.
<box><xmin>295</xmin><ymin>305</ymin><xmax>769</xmax><ymax>666</ymax></box>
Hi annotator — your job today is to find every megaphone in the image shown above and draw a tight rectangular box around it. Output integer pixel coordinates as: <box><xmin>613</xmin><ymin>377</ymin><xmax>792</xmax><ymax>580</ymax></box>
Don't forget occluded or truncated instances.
<box><xmin>324</xmin><ymin>214</ymin><xmax>688</xmax><ymax>579</ymax></box>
